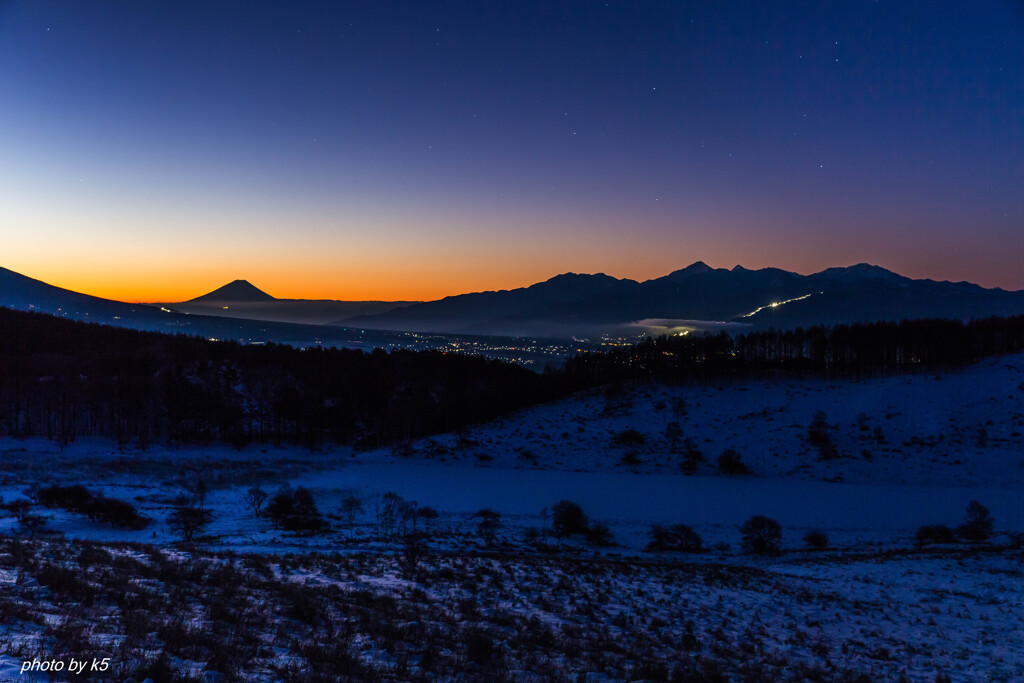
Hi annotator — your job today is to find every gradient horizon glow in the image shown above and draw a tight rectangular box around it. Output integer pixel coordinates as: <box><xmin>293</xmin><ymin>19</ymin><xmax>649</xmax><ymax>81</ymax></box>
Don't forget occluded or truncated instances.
<box><xmin>1</xmin><ymin>1</ymin><xmax>1021</xmax><ymax>302</ymax></box>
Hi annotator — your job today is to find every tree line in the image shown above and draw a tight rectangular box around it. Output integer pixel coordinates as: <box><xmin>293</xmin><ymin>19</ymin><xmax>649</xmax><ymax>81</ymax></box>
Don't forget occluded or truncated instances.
<box><xmin>0</xmin><ymin>307</ymin><xmax>556</xmax><ymax>449</ymax></box>
<box><xmin>561</xmin><ymin>315</ymin><xmax>1024</xmax><ymax>383</ymax></box>
<box><xmin>3</xmin><ymin>307</ymin><xmax>1024</xmax><ymax>450</ymax></box>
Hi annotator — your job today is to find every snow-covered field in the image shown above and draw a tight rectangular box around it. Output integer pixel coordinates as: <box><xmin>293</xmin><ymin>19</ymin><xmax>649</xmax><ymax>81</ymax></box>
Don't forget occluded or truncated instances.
<box><xmin>426</xmin><ymin>352</ymin><xmax>1024</xmax><ymax>488</ymax></box>
<box><xmin>1</xmin><ymin>353</ymin><xmax>1022</xmax><ymax>680</ymax></box>
<box><xmin>0</xmin><ymin>539</ymin><xmax>1021</xmax><ymax>682</ymax></box>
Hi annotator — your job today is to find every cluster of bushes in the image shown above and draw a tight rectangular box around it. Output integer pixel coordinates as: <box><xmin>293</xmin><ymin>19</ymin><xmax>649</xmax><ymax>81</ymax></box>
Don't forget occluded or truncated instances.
<box><xmin>376</xmin><ymin>492</ymin><xmax>439</xmax><ymax>539</ymax></box>
<box><xmin>716</xmin><ymin>448</ymin><xmax>749</xmax><ymax>475</ymax></box>
<box><xmin>20</xmin><ymin>480</ymin><xmax>1001</xmax><ymax>562</ymax></box>
<box><xmin>806</xmin><ymin>410</ymin><xmax>840</xmax><ymax>460</ymax></box>
<box><xmin>239</xmin><ymin>487</ymin><xmax>447</xmax><ymax>544</ymax></box>
<box><xmin>643</xmin><ymin>516</ymin><xmax>829</xmax><ymax>556</ymax></box>
<box><xmin>614</xmin><ymin>425</ymin><xmax>753</xmax><ymax>477</ymax></box>
<box><xmin>533</xmin><ymin>500</ymin><xmax>614</xmax><ymax>546</ymax></box>
<box><xmin>473</xmin><ymin>508</ymin><xmax>502</xmax><ymax>545</ymax></box>
<box><xmin>678</xmin><ymin>438</ymin><xmax>705</xmax><ymax>474</ymax></box>
<box><xmin>265</xmin><ymin>486</ymin><xmax>325</xmax><ymax>533</ymax></box>
<box><xmin>917</xmin><ymin>500</ymin><xmax>995</xmax><ymax>547</ymax></box>
<box><xmin>612</xmin><ymin>429</ymin><xmax>645</xmax><ymax>447</ymax></box>
<box><xmin>36</xmin><ymin>484</ymin><xmax>149</xmax><ymax>530</ymax></box>
<box><xmin>646</xmin><ymin>523</ymin><xmax>703</xmax><ymax>552</ymax></box>
<box><xmin>641</xmin><ymin>500</ymin><xmax>998</xmax><ymax>559</ymax></box>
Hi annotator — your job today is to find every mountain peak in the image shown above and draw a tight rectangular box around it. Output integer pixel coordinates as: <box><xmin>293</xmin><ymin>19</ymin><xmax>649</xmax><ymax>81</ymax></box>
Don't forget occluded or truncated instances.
<box><xmin>811</xmin><ymin>263</ymin><xmax>907</xmax><ymax>284</ymax></box>
<box><xmin>542</xmin><ymin>272</ymin><xmax>620</xmax><ymax>285</ymax></box>
<box><xmin>663</xmin><ymin>261</ymin><xmax>714</xmax><ymax>281</ymax></box>
<box><xmin>187</xmin><ymin>280</ymin><xmax>276</xmax><ymax>303</ymax></box>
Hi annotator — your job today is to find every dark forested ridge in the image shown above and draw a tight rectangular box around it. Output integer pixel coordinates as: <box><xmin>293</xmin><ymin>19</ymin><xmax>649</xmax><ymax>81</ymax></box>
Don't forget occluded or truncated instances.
<box><xmin>563</xmin><ymin>316</ymin><xmax>1024</xmax><ymax>383</ymax></box>
<box><xmin>3</xmin><ymin>306</ymin><xmax>1024</xmax><ymax>451</ymax></box>
<box><xmin>0</xmin><ymin>307</ymin><xmax>554</xmax><ymax>449</ymax></box>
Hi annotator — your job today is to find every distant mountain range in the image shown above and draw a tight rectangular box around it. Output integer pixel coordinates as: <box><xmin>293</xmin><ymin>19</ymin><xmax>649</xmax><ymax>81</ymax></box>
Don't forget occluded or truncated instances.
<box><xmin>0</xmin><ymin>266</ymin><xmax>164</xmax><ymax>325</ymax></box>
<box><xmin>4</xmin><ymin>263</ymin><xmax>1024</xmax><ymax>343</ymax></box>
<box><xmin>334</xmin><ymin>262</ymin><xmax>1024</xmax><ymax>338</ymax></box>
<box><xmin>164</xmin><ymin>279</ymin><xmax>416</xmax><ymax>325</ymax></box>
<box><xmin>0</xmin><ymin>267</ymin><xmax>417</xmax><ymax>351</ymax></box>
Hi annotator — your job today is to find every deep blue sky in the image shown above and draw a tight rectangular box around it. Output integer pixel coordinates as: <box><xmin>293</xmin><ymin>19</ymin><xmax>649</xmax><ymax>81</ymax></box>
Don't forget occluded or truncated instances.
<box><xmin>1</xmin><ymin>1</ymin><xmax>1021</xmax><ymax>300</ymax></box>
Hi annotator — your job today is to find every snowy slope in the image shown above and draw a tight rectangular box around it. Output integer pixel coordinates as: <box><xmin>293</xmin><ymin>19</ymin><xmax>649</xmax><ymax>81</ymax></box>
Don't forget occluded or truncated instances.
<box><xmin>2</xmin><ymin>354</ymin><xmax>1024</xmax><ymax>681</ymax></box>
<box><xmin>407</xmin><ymin>352</ymin><xmax>1024</xmax><ymax>488</ymax></box>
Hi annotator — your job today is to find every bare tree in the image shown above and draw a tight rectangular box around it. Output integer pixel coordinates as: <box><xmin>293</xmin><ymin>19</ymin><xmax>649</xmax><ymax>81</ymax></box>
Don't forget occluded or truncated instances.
<box><xmin>671</xmin><ymin>396</ymin><xmax>687</xmax><ymax>420</ymax></box>
<box><xmin>194</xmin><ymin>478</ymin><xmax>209</xmax><ymax>509</ymax></box>
<box><xmin>379</xmin><ymin>491</ymin><xmax>404</xmax><ymax>539</ymax></box>
<box><xmin>740</xmin><ymin>515</ymin><xmax>782</xmax><ymax>555</ymax></box>
<box><xmin>417</xmin><ymin>506</ymin><xmax>439</xmax><ymax>534</ymax></box>
<box><xmin>665</xmin><ymin>421</ymin><xmax>683</xmax><ymax>450</ymax></box>
<box><xmin>22</xmin><ymin>485</ymin><xmax>41</xmax><ymax>504</ymax></box>
<box><xmin>340</xmin><ymin>495</ymin><xmax>364</xmax><ymax>539</ymax></box>
<box><xmin>18</xmin><ymin>513</ymin><xmax>49</xmax><ymax>537</ymax></box>
<box><xmin>168</xmin><ymin>505</ymin><xmax>212</xmax><ymax>543</ymax></box>
<box><xmin>400</xmin><ymin>533</ymin><xmax>428</xmax><ymax>579</ymax></box>
<box><xmin>244</xmin><ymin>486</ymin><xmax>268</xmax><ymax>518</ymax></box>
<box><xmin>474</xmin><ymin>508</ymin><xmax>502</xmax><ymax>546</ymax></box>
<box><xmin>398</xmin><ymin>498</ymin><xmax>417</xmax><ymax>535</ymax></box>
<box><xmin>959</xmin><ymin>500</ymin><xmax>994</xmax><ymax>542</ymax></box>
<box><xmin>6</xmin><ymin>499</ymin><xmax>32</xmax><ymax>523</ymax></box>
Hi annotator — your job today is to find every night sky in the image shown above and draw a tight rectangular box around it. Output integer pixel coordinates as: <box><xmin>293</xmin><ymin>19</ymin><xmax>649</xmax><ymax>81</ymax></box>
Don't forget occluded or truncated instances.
<box><xmin>1</xmin><ymin>1</ymin><xmax>1021</xmax><ymax>301</ymax></box>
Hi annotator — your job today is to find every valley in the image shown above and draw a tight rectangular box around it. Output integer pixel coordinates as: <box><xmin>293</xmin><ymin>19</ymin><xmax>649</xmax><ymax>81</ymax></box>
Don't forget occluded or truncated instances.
<box><xmin>1</xmin><ymin>352</ymin><xmax>1022</xmax><ymax>681</ymax></box>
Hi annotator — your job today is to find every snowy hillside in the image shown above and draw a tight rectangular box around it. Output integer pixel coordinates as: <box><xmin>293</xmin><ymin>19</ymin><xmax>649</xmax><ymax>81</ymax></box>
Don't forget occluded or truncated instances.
<box><xmin>2</xmin><ymin>538</ymin><xmax>1018</xmax><ymax>682</ymax></box>
<box><xmin>3</xmin><ymin>352</ymin><xmax>1023</xmax><ymax>548</ymax></box>
<box><xmin>412</xmin><ymin>351</ymin><xmax>1024</xmax><ymax>488</ymax></box>
<box><xmin>1</xmin><ymin>353</ymin><xmax>1022</xmax><ymax>681</ymax></box>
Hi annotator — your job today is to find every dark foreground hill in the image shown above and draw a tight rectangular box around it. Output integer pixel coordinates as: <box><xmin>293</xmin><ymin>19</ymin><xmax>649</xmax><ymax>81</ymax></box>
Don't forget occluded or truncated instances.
<box><xmin>4</xmin><ymin>304</ymin><xmax>1024</xmax><ymax>451</ymax></box>
<box><xmin>0</xmin><ymin>307</ymin><xmax>554</xmax><ymax>450</ymax></box>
